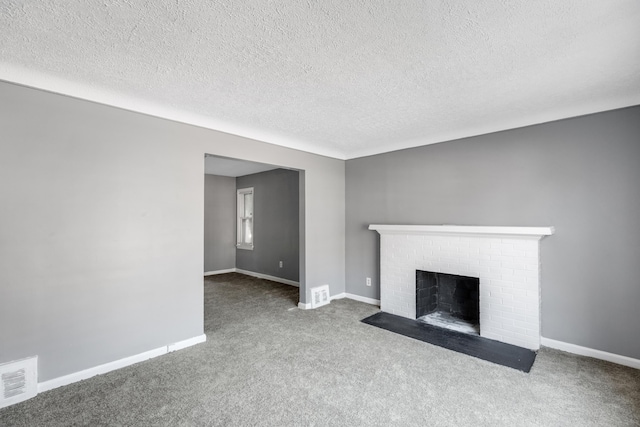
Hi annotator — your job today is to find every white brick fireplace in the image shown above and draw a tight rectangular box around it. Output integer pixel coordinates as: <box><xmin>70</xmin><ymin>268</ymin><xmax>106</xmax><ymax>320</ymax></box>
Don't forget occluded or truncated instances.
<box><xmin>369</xmin><ymin>225</ymin><xmax>554</xmax><ymax>350</ymax></box>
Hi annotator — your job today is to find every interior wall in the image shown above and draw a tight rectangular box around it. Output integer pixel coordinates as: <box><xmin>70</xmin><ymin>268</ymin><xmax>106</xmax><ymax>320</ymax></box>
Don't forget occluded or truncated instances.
<box><xmin>204</xmin><ymin>174</ymin><xmax>236</xmax><ymax>273</ymax></box>
<box><xmin>236</xmin><ymin>169</ymin><xmax>300</xmax><ymax>282</ymax></box>
<box><xmin>0</xmin><ymin>80</ymin><xmax>345</xmax><ymax>382</ymax></box>
<box><xmin>345</xmin><ymin>106</ymin><xmax>640</xmax><ymax>360</ymax></box>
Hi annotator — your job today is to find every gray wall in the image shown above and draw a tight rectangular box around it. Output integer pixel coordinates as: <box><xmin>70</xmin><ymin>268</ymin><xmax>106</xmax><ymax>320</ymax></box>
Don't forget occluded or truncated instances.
<box><xmin>236</xmin><ymin>169</ymin><xmax>300</xmax><ymax>282</ymax></box>
<box><xmin>0</xmin><ymin>80</ymin><xmax>345</xmax><ymax>382</ymax></box>
<box><xmin>204</xmin><ymin>174</ymin><xmax>236</xmax><ymax>272</ymax></box>
<box><xmin>346</xmin><ymin>106</ymin><xmax>640</xmax><ymax>359</ymax></box>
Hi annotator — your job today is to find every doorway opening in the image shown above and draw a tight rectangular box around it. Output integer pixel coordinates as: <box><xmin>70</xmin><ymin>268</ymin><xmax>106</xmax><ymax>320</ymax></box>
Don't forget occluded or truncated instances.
<box><xmin>203</xmin><ymin>154</ymin><xmax>305</xmax><ymax>305</ymax></box>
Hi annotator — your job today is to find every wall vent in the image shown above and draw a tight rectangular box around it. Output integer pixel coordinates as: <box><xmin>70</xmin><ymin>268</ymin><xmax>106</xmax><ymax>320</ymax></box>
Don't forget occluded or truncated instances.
<box><xmin>310</xmin><ymin>285</ymin><xmax>330</xmax><ymax>309</ymax></box>
<box><xmin>0</xmin><ymin>356</ymin><xmax>38</xmax><ymax>409</ymax></box>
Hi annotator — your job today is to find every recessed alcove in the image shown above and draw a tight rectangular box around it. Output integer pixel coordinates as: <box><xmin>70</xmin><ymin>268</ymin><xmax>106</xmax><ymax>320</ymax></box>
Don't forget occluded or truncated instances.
<box><xmin>416</xmin><ymin>270</ymin><xmax>480</xmax><ymax>335</ymax></box>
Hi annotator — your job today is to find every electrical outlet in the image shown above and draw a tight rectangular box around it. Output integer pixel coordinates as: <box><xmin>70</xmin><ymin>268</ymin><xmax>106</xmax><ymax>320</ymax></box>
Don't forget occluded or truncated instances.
<box><xmin>279</xmin><ymin>261</ymin><xmax>283</xmax><ymax>268</ymax></box>
<box><xmin>366</xmin><ymin>277</ymin><xmax>372</xmax><ymax>287</ymax></box>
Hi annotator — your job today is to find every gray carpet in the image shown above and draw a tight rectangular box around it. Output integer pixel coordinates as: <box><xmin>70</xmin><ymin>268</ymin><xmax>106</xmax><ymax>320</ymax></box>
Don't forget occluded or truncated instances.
<box><xmin>1</xmin><ymin>272</ymin><xmax>639</xmax><ymax>426</ymax></box>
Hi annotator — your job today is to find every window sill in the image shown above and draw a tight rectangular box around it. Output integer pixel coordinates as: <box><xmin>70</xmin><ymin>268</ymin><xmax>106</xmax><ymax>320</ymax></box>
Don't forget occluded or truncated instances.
<box><xmin>236</xmin><ymin>244</ymin><xmax>254</xmax><ymax>251</ymax></box>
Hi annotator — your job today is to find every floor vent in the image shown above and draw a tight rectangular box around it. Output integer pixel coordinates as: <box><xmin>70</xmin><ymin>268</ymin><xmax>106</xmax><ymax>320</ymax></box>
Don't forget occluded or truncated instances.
<box><xmin>0</xmin><ymin>356</ymin><xmax>38</xmax><ymax>409</ymax></box>
<box><xmin>311</xmin><ymin>285</ymin><xmax>330</xmax><ymax>309</ymax></box>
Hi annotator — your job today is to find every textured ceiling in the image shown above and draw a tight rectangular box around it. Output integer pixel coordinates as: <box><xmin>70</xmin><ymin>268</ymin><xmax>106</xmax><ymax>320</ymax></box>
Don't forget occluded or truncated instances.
<box><xmin>1</xmin><ymin>1</ymin><xmax>639</xmax><ymax>159</ymax></box>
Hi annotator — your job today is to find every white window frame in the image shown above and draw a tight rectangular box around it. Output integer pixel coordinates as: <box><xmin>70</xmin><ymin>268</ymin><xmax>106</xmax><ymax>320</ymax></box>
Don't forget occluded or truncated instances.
<box><xmin>236</xmin><ymin>187</ymin><xmax>254</xmax><ymax>250</ymax></box>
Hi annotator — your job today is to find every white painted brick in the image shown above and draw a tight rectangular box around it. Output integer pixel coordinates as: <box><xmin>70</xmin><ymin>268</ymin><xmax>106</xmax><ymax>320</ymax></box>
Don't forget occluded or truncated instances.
<box><xmin>499</xmin><ymin>304</ymin><xmax>516</xmax><ymax>314</ymax></box>
<box><xmin>512</xmin><ymin>326</ymin><xmax>530</xmax><ymax>336</ymax></box>
<box><xmin>513</xmin><ymin>255</ymin><xmax>536</xmax><ymax>265</ymax></box>
<box><xmin>522</xmin><ymin>328</ymin><xmax>539</xmax><ymax>338</ymax></box>
<box><xmin>499</xmin><ymin>288</ymin><xmax>517</xmax><ymax>298</ymax></box>
<box><xmin>501</xmin><ymin>293</ymin><xmax>515</xmax><ymax>301</ymax></box>
<box><xmin>482</xmin><ymin>319</ymin><xmax>503</xmax><ymax>330</ymax></box>
<box><xmin>526</xmin><ymin>315</ymin><xmax>538</xmax><ymax>324</ymax></box>
<box><xmin>513</xmin><ymin>319</ymin><xmax>535</xmax><ymax>330</ymax></box>
<box><xmin>482</xmin><ymin>331</ymin><xmax>503</xmax><ymax>341</ymax></box>
<box><xmin>497</xmin><ymin>306</ymin><xmax>515</xmax><ymax>315</ymax></box>
<box><xmin>489</xmin><ymin>255</ymin><xmax>508</xmax><ymax>264</ymax></box>
<box><xmin>491</xmin><ymin>313</ymin><xmax>514</xmax><ymax>325</ymax></box>
<box><xmin>521</xmin><ymin>307</ymin><xmax>539</xmax><ymax>317</ymax></box>
<box><xmin>511</xmin><ymin>280</ymin><xmax>532</xmax><ymax>290</ymax></box>
<box><xmin>485</xmin><ymin>295</ymin><xmax>505</xmax><ymax>306</ymax></box>
<box><xmin>379</xmin><ymin>230</ymin><xmax>543</xmax><ymax>349</ymax></box>
<box><xmin>500</xmin><ymin>268</ymin><xmax>515</xmax><ymax>276</ymax></box>
<box><xmin>508</xmin><ymin>274</ymin><xmax>527</xmax><ymax>284</ymax></box>
<box><xmin>480</xmin><ymin>289</ymin><xmax>492</xmax><ymax>299</ymax></box>
<box><xmin>510</xmin><ymin>312</ymin><xmax>529</xmax><ymax>323</ymax></box>
<box><xmin>476</xmin><ymin>253</ymin><xmax>492</xmax><ymax>262</ymax></box>
<box><xmin>500</xmin><ymin>248</ymin><xmax>522</xmax><ymax>257</ymax></box>
<box><xmin>510</xmin><ymin>288</ymin><xmax>528</xmax><ymax>298</ymax></box>
<box><xmin>488</xmin><ymin>279</ymin><xmax>513</xmax><ymax>289</ymax></box>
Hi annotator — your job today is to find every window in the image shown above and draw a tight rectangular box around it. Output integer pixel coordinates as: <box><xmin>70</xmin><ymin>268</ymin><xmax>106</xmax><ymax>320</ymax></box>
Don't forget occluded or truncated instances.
<box><xmin>236</xmin><ymin>187</ymin><xmax>254</xmax><ymax>250</ymax></box>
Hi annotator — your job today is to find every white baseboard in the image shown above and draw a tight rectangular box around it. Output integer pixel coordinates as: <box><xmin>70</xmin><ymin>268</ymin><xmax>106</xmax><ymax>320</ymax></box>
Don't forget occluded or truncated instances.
<box><xmin>235</xmin><ymin>268</ymin><xmax>299</xmax><ymax>287</ymax></box>
<box><xmin>167</xmin><ymin>334</ymin><xmax>207</xmax><ymax>352</ymax></box>
<box><xmin>298</xmin><ymin>292</ymin><xmax>349</xmax><ymax>309</ymax></box>
<box><xmin>299</xmin><ymin>292</ymin><xmax>379</xmax><ymax>309</ymax></box>
<box><xmin>541</xmin><ymin>337</ymin><xmax>640</xmax><ymax>370</ymax></box>
<box><xmin>37</xmin><ymin>334</ymin><xmax>207</xmax><ymax>393</ymax></box>
<box><xmin>204</xmin><ymin>269</ymin><xmax>235</xmax><ymax>276</ymax></box>
<box><xmin>205</xmin><ymin>268</ymin><xmax>300</xmax><ymax>288</ymax></box>
<box><xmin>345</xmin><ymin>293</ymin><xmax>380</xmax><ymax>306</ymax></box>
<box><xmin>331</xmin><ymin>292</ymin><xmax>346</xmax><ymax>300</ymax></box>
<box><xmin>326</xmin><ymin>291</ymin><xmax>380</xmax><ymax>306</ymax></box>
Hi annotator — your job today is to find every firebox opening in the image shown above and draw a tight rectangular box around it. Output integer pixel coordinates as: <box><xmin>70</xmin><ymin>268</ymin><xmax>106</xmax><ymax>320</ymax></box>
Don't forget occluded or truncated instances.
<box><xmin>416</xmin><ymin>270</ymin><xmax>480</xmax><ymax>335</ymax></box>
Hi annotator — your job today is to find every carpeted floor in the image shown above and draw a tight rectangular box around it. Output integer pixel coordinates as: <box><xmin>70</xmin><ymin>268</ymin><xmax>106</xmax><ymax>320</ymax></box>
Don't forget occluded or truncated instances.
<box><xmin>1</xmin><ymin>272</ymin><xmax>639</xmax><ymax>426</ymax></box>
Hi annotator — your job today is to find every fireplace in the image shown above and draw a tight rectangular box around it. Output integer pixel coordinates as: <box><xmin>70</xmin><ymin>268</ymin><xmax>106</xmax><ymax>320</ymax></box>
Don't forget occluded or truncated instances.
<box><xmin>416</xmin><ymin>270</ymin><xmax>480</xmax><ymax>335</ymax></box>
<box><xmin>369</xmin><ymin>225</ymin><xmax>554</xmax><ymax>350</ymax></box>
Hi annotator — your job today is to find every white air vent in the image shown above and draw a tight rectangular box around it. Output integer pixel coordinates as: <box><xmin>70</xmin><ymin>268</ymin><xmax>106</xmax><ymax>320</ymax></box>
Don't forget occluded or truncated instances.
<box><xmin>310</xmin><ymin>285</ymin><xmax>330</xmax><ymax>309</ymax></box>
<box><xmin>0</xmin><ymin>356</ymin><xmax>38</xmax><ymax>409</ymax></box>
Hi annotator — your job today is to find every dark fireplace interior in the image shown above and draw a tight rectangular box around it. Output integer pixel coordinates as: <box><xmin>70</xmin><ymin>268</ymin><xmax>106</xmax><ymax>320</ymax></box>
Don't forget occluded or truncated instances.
<box><xmin>416</xmin><ymin>270</ymin><xmax>480</xmax><ymax>334</ymax></box>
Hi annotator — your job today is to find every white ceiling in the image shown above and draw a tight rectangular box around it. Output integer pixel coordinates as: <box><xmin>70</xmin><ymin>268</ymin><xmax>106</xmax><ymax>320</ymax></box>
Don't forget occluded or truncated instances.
<box><xmin>204</xmin><ymin>155</ymin><xmax>279</xmax><ymax>177</ymax></box>
<box><xmin>1</xmin><ymin>1</ymin><xmax>639</xmax><ymax>160</ymax></box>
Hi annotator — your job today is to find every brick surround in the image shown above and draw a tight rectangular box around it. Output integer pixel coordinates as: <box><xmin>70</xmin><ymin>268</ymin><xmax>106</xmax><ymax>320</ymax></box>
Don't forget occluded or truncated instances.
<box><xmin>369</xmin><ymin>225</ymin><xmax>554</xmax><ymax>350</ymax></box>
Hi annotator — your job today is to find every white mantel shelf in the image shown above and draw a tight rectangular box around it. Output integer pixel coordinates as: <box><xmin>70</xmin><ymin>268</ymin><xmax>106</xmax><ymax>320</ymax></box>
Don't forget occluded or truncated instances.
<box><xmin>369</xmin><ymin>224</ymin><xmax>555</xmax><ymax>239</ymax></box>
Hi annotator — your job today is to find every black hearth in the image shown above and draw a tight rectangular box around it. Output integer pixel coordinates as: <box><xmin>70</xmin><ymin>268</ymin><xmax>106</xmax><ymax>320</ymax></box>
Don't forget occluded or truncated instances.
<box><xmin>360</xmin><ymin>270</ymin><xmax>536</xmax><ymax>372</ymax></box>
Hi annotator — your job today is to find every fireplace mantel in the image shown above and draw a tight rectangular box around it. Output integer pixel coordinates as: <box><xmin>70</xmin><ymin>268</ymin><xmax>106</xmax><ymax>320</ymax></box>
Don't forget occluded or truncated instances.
<box><xmin>369</xmin><ymin>224</ymin><xmax>554</xmax><ymax>239</ymax></box>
